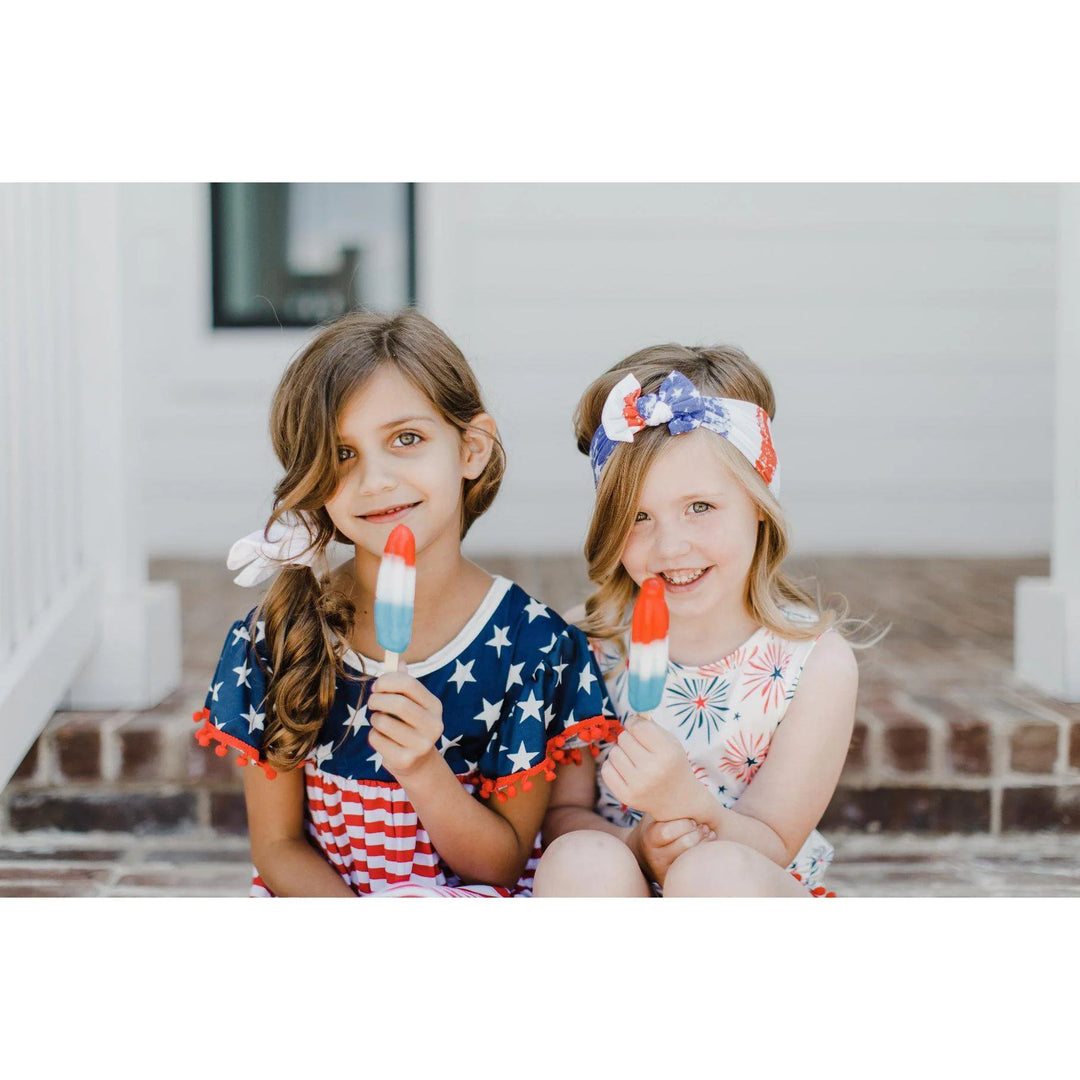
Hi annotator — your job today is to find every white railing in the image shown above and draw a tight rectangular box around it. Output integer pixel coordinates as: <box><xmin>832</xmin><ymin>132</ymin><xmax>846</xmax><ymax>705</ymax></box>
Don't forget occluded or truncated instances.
<box><xmin>0</xmin><ymin>184</ymin><xmax>105</xmax><ymax>786</ymax></box>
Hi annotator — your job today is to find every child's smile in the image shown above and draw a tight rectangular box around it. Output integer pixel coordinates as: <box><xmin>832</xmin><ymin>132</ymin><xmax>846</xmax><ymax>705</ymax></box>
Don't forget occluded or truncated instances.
<box><xmin>357</xmin><ymin>500</ymin><xmax>422</xmax><ymax>525</ymax></box>
<box><xmin>657</xmin><ymin>566</ymin><xmax>711</xmax><ymax>590</ymax></box>
<box><xmin>621</xmin><ymin>429</ymin><xmax>763</xmax><ymax>657</ymax></box>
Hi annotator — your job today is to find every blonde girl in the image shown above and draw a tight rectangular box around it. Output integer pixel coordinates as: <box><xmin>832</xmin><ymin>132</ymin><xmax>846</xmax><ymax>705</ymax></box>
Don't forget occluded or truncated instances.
<box><xmin>193</xmin><ymin>310</ymin><xmax>615</xmax><ymax>896</ymax></box>
<box><xmin>532</xmin><ymin>344</ymin><xmax>859</xmax><ymax>897</ymax></box>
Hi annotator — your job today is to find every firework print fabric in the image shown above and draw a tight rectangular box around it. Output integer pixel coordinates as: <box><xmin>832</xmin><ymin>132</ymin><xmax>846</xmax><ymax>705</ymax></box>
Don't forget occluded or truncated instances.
<box><xmin>594</xmin><ymin>613</ymin><xmax>836</xmax><ymax>895</ymax></box>
<box><xmin>193</xmin><ymin>576</ymin><xmax>617</xmax><ymax>897</ymax></box>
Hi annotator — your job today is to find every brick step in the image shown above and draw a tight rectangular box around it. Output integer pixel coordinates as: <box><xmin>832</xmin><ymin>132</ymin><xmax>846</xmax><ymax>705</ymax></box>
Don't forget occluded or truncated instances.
<box><xmin>18</xmin><ymin>680</ymin><xmax>1080</xmax><ymax>785</ymax></box>
<box><xmin>2</xmin><ymin>697</ymin><xmax>249</xmax><ymax>837</ymax></box>
<box><xmin>4</xmin><ymin>674</ymin><xmax>1080</xmax><ymax>836</ymax></box>
<box><xmin>9</xmin><ymin>694</ymin><xmax>231</xmax><ymax>789</ymax></box>
<box><xmin>0</xmin><ymin>834</ymin><xmax>253</xmax><ymax>896</ymax></box>
<box><xmin>4</xmin><ymin>778</ymin><xmax>1080</xmax><ymax>838</ymax></box>
<box><xmin>2</xmin><ymin>783</ymin><xmax>246</xmax><ymax>836</ymax></box>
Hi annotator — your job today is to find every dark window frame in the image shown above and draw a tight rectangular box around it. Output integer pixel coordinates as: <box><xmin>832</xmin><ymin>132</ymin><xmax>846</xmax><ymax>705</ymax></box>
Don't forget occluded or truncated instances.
<box><xmin>209</xmin><ymin>183</ymin><xmax>417</xmax><ymax>329</ymax></box>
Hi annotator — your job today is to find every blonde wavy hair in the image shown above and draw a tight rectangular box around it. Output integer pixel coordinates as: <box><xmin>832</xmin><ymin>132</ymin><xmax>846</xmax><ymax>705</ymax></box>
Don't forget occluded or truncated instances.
<box><xmin>251</xmin><ymin>309</ymin><xmax>505</xmax><ymax>771</ymax></box>
<box><xmin>576</xmin><ymin>343</ymin><xmax>850</xmax><ymax>665</ymax></box>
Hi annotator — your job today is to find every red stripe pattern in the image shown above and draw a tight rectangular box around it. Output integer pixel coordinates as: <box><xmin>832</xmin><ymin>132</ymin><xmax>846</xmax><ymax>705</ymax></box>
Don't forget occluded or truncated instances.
<box><xmin>244</xmin><ymin>717</ymin><xmax>619</xmax><ymax>898</ymax></box>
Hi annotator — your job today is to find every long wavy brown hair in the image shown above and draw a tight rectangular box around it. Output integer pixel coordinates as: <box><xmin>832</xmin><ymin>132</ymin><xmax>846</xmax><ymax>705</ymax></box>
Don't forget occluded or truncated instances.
<box><xmin>576</xmin><ymin>343</ymin><xmax>851</xmax><ymax>666</ymax></box>
<box><xmin>251</xmin><ymin>309</ymin><xmax>505</xmax><ymax>771</ymax></box>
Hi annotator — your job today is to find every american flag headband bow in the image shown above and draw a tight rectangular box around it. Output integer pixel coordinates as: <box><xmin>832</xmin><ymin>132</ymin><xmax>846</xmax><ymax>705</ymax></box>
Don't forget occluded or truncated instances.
<box><xmin>588</xmin><ymin>370</ymin><xmax>780</xmax><ymax>496</ymax></box>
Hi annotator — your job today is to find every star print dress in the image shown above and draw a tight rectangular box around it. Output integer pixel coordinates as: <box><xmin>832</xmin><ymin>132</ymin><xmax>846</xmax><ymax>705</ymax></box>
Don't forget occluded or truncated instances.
<box><xmin>193</xmin><ymin>575</ymin><xmax>618</xmax><ymax>897</ymax></box>
<box><xmin>594</xmin><ymin>616</ymin><xmax>837</xmax><ymax>897</ymax></box>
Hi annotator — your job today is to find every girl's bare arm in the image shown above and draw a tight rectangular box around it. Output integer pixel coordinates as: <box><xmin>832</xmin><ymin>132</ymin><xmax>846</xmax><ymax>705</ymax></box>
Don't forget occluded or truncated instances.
<box><xmin>398</xmin><ymin>754</ymin><xmax>551</xmax><ymax>888</ymax></box>
<box><xmin>543</xmin><ymin>752</ymin><xmax>627</xmax><ymax>843</ymax></box>
<box><xmin>243</xmin><ymin>765</ymin><xmax>356</xmax><ymax>897</ymax></box>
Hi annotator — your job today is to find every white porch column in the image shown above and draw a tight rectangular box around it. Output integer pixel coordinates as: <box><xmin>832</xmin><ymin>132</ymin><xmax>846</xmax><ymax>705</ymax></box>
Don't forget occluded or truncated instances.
<box><xmin>62</xmin><ymin>184</ymin><xmax>181</xmax><ymax>710</ymax></box>
<box><xmin>1015</xmin><ymin>183</ymin><xmax>1080</xmax><ymax>700</ymax></box>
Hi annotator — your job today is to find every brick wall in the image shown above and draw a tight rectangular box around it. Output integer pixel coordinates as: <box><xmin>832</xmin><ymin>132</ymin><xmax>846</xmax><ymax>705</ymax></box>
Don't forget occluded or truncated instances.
<box><xmin>1</xmin><ymin>706</ymin><xmax>247</xmax><ymax>837</ymax></box>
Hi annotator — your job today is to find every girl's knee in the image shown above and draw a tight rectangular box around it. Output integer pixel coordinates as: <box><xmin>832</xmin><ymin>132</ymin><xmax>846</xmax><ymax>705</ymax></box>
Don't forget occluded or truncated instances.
<box><xmin>665</xmin><ymin>840</ymin><xmax>764</xmax><ymax>896</ymax></box>
<box><xmin>533</xmin><ymin>830</ymin><xmax>647</xmax><ymax>896</ymax></box>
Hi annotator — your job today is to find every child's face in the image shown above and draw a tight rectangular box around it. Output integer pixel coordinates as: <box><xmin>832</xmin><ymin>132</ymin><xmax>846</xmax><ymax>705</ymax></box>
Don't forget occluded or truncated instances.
<box><xmin>620</xmin><ymin>429</ymin><xmax>762</xmax><ymax>624</ymax></box>
<box><xmin>324</xmin><ymin>365</ymin><xmax>492</xmax><ymax>561</ymax></box>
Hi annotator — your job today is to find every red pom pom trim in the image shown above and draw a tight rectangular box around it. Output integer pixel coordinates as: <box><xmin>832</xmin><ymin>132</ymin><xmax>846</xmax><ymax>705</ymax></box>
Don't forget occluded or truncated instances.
<box><xmin>477</xmin><ymin>715</ymin><xmax>622</xmax><ymax>801</ymax></box>
<box><xmin>191</xmin><ymin>707</ymin><xmax>278</xmax><ymax>779</ymax></box>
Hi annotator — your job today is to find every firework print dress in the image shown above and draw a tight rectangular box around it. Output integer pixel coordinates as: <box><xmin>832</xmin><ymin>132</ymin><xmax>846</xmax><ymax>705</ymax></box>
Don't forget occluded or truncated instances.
<box><xmin>594</xmin><ymin>617</ymin><xmax>837</xmax><ymax>896</ymax></box>
<box><xmin>193</xmin><ymin>576</ymin><xmax>618</xmax><ymax>897</ymax></box>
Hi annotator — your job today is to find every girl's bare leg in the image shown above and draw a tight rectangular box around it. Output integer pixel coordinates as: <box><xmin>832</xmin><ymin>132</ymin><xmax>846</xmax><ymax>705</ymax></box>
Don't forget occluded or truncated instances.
<box><xmin>532</xmin><ymin>830</ymin><xmax>651</xmax><ymax>897</ymax></box>
<box><xmin>663</xmin><ymin>840</ymin><xmax>809</xmax><ymax>897</ymax></box>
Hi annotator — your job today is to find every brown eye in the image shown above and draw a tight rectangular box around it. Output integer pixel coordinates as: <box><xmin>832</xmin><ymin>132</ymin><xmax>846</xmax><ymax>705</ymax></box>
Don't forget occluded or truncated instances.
<box><xmin>634</xmin><ymin>511</ymin><xmax>648</xmax><ymax>523</ymax></box>
<box><xmin>337</xmin><ymin>447</ymin><xmax>355</xmax><ymax>463</ymax></box>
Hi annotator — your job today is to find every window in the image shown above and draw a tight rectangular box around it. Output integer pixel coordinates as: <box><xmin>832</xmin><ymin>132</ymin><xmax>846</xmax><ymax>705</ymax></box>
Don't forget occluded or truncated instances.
<box><xmin>210</xmin><ymin>183</ymin><xmax>416</xmax><ymax>328</ymax></box>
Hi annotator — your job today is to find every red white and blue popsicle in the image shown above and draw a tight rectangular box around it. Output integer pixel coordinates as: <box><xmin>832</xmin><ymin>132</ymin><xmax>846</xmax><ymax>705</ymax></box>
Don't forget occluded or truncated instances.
<box><xmin>375</xmin><ymin>524</ymin><xmax>416</xmax><ymax>670</ymax></box>
<box><xmin>628</xmin><ymin>577</ymin><xmax>669</xmax><ymax>715</ymax></box>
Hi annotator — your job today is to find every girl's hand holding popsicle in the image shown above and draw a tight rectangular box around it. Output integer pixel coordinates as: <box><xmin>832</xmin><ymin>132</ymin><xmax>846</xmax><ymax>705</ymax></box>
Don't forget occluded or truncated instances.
<box><xmin>601</xmin><ymin>578</ymin><xmax>700</xmax><ymax>821</ymax></box>
<box><xmin>368</xmin><ymin>524</ymin><xmax>445</xmax><ymax>782</ymax></box>
<box><xmin>367</xmin><ymin>670</ymin><xmax>445</xmax><ymax>783</ymax></box>
<box><xmin>602</xmin><ymin>714</ymin><xmax>700</xmax><ymax>823</ymax></box>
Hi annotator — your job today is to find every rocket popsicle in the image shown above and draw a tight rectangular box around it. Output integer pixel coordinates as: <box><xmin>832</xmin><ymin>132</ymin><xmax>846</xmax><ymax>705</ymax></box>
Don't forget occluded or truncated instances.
<box><xmin>628</xmin><ymin>577</ymin><xmax>669</xmax><ymax>716</ymax></box>
<box><xmin>375</xmin><ymin>524</ymin><xmax>415</xmax><ymax>671</ymax></box>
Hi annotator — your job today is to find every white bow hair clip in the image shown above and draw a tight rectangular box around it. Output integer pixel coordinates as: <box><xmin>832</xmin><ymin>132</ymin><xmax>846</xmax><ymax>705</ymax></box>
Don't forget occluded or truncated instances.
<box><xmin>227</xmin><ymin>514</ymin><xmax>321</xmax><ymax>587</ymax></box>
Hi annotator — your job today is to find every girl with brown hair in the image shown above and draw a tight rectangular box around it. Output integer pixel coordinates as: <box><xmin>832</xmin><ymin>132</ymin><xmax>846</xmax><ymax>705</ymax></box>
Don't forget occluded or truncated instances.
<box><xmin>193</xmin><ymin>310</ymin><xmax>615</xmax><ymax>896</ymax></box>
<box><xmin>532</xmin><ymin>343</ymin><xmax>860</xmax><ymax>897</ymax></box>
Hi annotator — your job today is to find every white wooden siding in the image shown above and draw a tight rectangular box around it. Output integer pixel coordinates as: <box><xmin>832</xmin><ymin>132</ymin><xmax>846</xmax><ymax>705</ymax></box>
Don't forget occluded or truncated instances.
<box><xmin>128</xmin><ymin>183</ymin><xmax>1056</xmax><ymax>559</ymax></box>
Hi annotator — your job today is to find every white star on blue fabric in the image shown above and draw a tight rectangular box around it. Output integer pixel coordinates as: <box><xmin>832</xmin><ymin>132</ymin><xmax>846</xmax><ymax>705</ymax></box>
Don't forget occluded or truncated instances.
<box><xmin>209</xmin><ymin>681</ymin><xmax>223</xmax><ymax>702</ymax></box>
<box><xmin>345</xmin><ymin>701</ymin><xmax>369</xmax><ymax>733</ymax></box>
<box><xmin>367</xmin><ymin>748</ymin><xmax>383</xmax><ymax>772</ymax></box>
<box><xmin>485</xmin><ymin>625</ymin><xmax>511</xmax><ymax>657</ymax></box>
<box><xmin>506</xmin><ymin>741</ymin><xmax>538</xmax><ymax>772</ymax></box>
<box><xmin>523</xmin><ymin>597</ymin><xmax>549</xmax><ymax>623</ymax></box>
<box><xmin>449</xmin><ymin>659</ymin><xmax>477</xmax><ymax>691</ymax></box>
<box><xmin>551</xmin><ymin>662</ymin><xmax>567</xmax><ymax>687</ymax></box>
<box><xmin>438</xmin><ymin>733</ymin><xmax>463</xmax><ymax>755</ymax></box>
<box><xmin>240</xmin><ymin>705</ymin><xmax>265</xmax><ymax>734</ymax></box>
<box><xmin>233</xmin><ymin>660</ymin><xmax>252</xmax><ymax>688</ymax></box>
<box><xmin>231</xmin><ymin>625</ymin><xmax>251</xmax><ymax>646</ymax></box>
<box><xmin>516</xmin><ymin>690</ymin><xmax>544</xmax><ymax>723</ymax></box>
<box><xmin>539</xmin><ymin>633</ymin><xmax>559</xmax><ymax>655</ymax></box>
<box><xmin>474</xmin><ymin>698</ymin><xmax>502</xmax><ymax>731</ymax></box>
<box><xmin>505</xmin><ymin>662</ymin><xmax>525</xmax><ymax>692</ymax></box>
<box><xmin>314</xmin><ymin>742</ymin><xmax>334</xmax><ymax>768</ymax></box>
<box><xmin>578</xmin><ymin>666</ymin><xmax>598</xmax><ymax>694</ymax></box>
<box><xmin>255</xmin><ymin>620</ymin><xmax>266</xmax><ymax>643</ymax></box>
<box><xmin>543</xmin><ymin>703</ymin><xmax>556</xmax><ymax>727</ymax></box>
